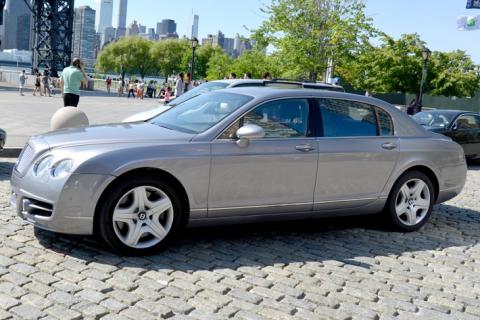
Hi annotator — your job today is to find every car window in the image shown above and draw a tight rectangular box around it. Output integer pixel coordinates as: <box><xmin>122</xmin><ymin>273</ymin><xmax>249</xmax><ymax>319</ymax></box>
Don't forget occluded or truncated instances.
<box><xmin>413</xmin><ymin>112</ymin><xmax>454</xmax><ymax>128</ymax></box>
<box><xmin>150</xmin><ymin>92</ymin><xmax>253</xmax><ymax>134</ymax></box>
<box><xmin>219</xmin><ymin>99</ymin><xmax>310</xmax><ymax>139</ymax></box>
<box><xmin>318</xmin><ymin>99</ymin><xmax>378</xmax><ymax>137</ymax></box>
<box><xmin>168</xmin><ymin>81</ymin><xmax>229</xmax><ymax>106</ymax></box>
<box><xmin>376</xmin><ymin>107</ymin><xmax>394</xmax><ymax>136</ymax></box>
<box><xmin>456</xmin><ymin>115</ymin><xmax>480</xmax><ymax>130</ymax></box>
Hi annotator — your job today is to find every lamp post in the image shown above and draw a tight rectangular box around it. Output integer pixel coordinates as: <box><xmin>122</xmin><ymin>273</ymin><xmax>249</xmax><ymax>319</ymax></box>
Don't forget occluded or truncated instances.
<box><xmin>417</xmin><ymin>47</ymin><xmax>432</xmax><ymax>113</ymax></box>
<box><xmin>190</xmin><ymin>37</ymin><xmax>199</xmax><ymax>80</ymax></box>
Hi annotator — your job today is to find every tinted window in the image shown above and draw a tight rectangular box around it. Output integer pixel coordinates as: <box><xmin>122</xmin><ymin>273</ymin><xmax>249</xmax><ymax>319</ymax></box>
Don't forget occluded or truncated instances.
<box><xmin>376</xmin><ymin>108</ymin><xmax>394</xmax><ymax>136</ymax></box>
<box><xmin>413</xmin><ymin>111</ymin><xmax>455</xmax><ymax>128</ymax></box>
<box><xmin>456</xmin><ymin>115</ymin><xmax>480</xmax><ymax>130</ymax></box>
<box><xmin>219</xmin><ymin>99</ymin><xmax>309</xmax><ymax>139</ymax></box>
<box><xmin>318</xmin><ymin>99</ymin><xmax>377</xmax><ymax>137</ymax></box>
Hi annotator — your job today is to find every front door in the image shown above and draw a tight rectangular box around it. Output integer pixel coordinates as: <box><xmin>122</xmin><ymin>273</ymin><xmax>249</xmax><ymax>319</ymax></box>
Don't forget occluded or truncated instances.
<box><xmin>208</xmin><ymin>98</ymin><xmax>318</xmax><ymax>217</ymax></box>
<box><xmin>313</xmin><ymin>98</ymin><xmax>399</xmax><ymax>210</ymax></box>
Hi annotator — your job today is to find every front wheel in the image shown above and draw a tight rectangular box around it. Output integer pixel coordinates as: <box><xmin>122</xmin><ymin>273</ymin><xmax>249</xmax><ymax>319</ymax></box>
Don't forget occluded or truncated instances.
<box><xmin>386</xmin><ymin>171</ymin><xmax>434</xmax><ymax>232</ymax></box>
<box><xmin>97</xmin><ymin>176</ymin><xmax>185</xmax><ymax>255</ymax></box>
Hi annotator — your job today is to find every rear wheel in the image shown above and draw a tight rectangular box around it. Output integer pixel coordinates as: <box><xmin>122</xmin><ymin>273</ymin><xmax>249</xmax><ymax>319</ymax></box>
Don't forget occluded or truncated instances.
<box><xmin>386</xmin><ymin>171</ymin><xmax>434</xmax><ymax>232</ymax></box>
<box><xmin>96</xmin><ymin>176</ymin><xmax>185</xmax><ymax>255</ymax></box>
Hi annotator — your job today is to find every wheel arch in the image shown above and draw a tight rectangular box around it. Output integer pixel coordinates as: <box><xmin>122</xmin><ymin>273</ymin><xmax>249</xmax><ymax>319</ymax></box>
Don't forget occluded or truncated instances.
<box><xmin>394</xmin><ymin>165</ymin><xmax>440</xmax><ymax>201</ymax></box>
<box><xmin>93</xmin><ymin>167</ymin><xmax>191</xmax><ymax>235</ymax></box>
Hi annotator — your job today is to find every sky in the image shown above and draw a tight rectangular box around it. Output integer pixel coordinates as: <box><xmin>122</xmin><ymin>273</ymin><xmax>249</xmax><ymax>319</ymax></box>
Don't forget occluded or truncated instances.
<box><xmin>78</xmin><ymin>0</ymin><xmax>480</xmax><ymax>62</ymax></box>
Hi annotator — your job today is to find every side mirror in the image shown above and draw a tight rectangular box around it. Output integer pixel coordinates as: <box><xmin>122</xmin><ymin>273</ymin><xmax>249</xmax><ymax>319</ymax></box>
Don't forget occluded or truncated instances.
<box><xmin>235</xmin><ymin>124</ymin><xmax>265</xmax><ymax>147</ymax></box>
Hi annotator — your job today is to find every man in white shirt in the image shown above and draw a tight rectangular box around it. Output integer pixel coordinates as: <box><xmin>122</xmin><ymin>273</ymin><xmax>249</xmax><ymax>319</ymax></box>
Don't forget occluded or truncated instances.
<box><xmin>19</xmin><ymin>70</ymin><xmax>27</xmax><ymax>96</ymax></box>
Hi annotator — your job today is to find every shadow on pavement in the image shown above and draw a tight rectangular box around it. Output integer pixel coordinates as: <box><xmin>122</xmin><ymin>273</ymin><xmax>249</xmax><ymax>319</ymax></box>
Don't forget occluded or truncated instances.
<box><xmin>34</xmin><ymin>203</ymin><xmax>480</xmax><ymax>272</ymax></box>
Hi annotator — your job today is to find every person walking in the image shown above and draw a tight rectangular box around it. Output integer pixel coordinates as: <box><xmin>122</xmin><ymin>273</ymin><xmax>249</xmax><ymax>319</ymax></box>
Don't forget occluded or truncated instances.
<box><xmin>42</xmin><ymin>71</ymin><xmax>51</xmax><ymax>97</ymax></box>
<box><xmin>18</xmin><ymin>70</ymin><xmax>27</xmax><ymax>96</ymax></box>
<box><xmin>128</xmin><ymin>80</ymin><xmax>136</xmax><ymax>98</ymax></box>
<box><xmin>117</xmin><ymin>78</ymin><xmax>124</xmax><ymax>96</ymax></box>
<box><xmin>175</xmin><ymin>73</ymin><xmax>184</xmax><ymax>97</ymax></box>
<box><xmin>33</xmin><ymin>72</ymin><xmax>43</xmax><ymax>96</ymax></box>
<box><xmin>106</xmin><ymin>77</ymin><xmax>112</xmax><ymax>94</ymax></box>
<box><xmin>184</xmin><ymin>73</ymin><xmax>193</xmax><ymax>93</ymax></box>
<box><xmin>60</xmin><ymin>58</ymin><xmax>89</xmax><ymax>107</ymax></box>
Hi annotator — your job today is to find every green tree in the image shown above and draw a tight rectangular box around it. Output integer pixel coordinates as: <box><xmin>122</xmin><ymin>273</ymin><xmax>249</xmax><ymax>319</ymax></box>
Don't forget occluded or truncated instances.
<box><xmin>429</xmin><ymin>50</ymin><xmax>480</xmax><ymax>97</ymax></box>
<box><xmin>183</xmin><ymin>45</ymin><xmax>225</xmax><ymax>79</ymax></box>
<box><xmin>230</xmin><ymin>49</ymin><xmax>281</xmax><ymax>79</ymax></box>
<box><xmin>151</xmin><ymin>39</ymin><xmax>190</xmax><ymax>82</ymax></box>
<box><xmin>255</xmin><ymin>0</ymin><xmax>376</xmax><ymax>81</ymax></box>
<box><xmin>206</xmin><ymin>50</ymin><xmax>232</xmax><ymax>80</ymax></box>
<box><xmin>96</xmin><ymin>37</ymin><xmax>155</xmax><ymax>80</ymax></box>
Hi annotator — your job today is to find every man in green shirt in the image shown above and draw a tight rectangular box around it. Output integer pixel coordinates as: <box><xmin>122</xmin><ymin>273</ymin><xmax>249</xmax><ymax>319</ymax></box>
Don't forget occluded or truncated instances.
<box><xmin>60</xmin><ymin>58</ymin><xmax>89</xmax><ymax>107</ymax></box>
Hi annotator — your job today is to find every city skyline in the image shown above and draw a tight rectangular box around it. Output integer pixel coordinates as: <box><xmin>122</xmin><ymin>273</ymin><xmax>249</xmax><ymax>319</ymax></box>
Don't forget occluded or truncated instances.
<box><xmin>79</xmin><ymin>0</ymin><xmax>480</xmax><ymax>63</ymax></box>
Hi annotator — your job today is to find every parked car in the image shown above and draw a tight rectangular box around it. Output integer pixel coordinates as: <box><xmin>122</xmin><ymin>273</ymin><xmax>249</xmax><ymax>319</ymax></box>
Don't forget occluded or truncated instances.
<box><xmin>11</xmin><ymin>88</ymin><xmax>467</xmax><ymax>255</ymax></box>
<box><xmin>122</xmin><ymin>79</ymin><xmax>345</xmax><ymax>122</ymax></box>
<box><xmin>0</xmin><ymin>128</ymin><xmax>6</xmax><ymax>149</ymax></box>
<box><xmin>413</xmin><ymin>110</ymin><xmax>480</xmax><ymax>161</ymax></box>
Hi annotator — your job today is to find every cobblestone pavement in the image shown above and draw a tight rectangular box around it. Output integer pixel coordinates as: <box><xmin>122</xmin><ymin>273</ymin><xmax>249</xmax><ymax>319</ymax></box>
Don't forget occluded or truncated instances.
<box><xmin>1</xmin><ymin>158</ymin><xmax>480</xmax><ymax>319</ymax></box>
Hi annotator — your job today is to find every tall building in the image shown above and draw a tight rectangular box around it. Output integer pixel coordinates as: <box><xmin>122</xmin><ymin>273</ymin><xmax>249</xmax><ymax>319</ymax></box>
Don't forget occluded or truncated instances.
<box><xmin>101</xmin><ymin>26</ymin><xmax>116</xmax><ymax>47</ymax></box>
<box><xmin>138</xmin><ymin>24</ymin><xmax>146</xmax><ymax>34</ymax></box>
<box><xmin>126</xmin><ymin>20</ymin><xmax>139</xmax><ymax>36</ymax></box>
<box><xmin>156</xmin><ymin>19</ymin><xmax>177</xmax><ymax>39</ymax></box>
<box><xmin>116</xmin><ymin>0</ymin><xmax>128</xmax><ymax>38</ymax></box>
<box><xmin>191</xmin><ymin>14</ymin><xmax>199</xmax><ymax>39</ymax></box>
<box><xmin>72</xmin><ymin>6</ymin><xmax>97</xmax><ymax>67</ymax></box>
<box><xmin>3</xmin><ymin>0</ymin><xmax>31</xmax><ymax>49</ymax></box>
<box><xmin>97</xmin><ymin>0</ymin><xmax>113</xmax><ymax>34</ymax></box>
<box><xmin>223</xmin><ymin>38</ymin><xmax>235</xmax><ymax>56</ymax></box>
<box><xmin>16</xmin><ymin>13</ymin><xmax>31</xmax><ymax>50</ymax></box>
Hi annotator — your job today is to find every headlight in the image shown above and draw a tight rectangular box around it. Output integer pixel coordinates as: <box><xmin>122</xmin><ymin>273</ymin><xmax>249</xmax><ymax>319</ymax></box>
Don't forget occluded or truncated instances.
<box><xmin>33</xmin><ymin>156</ymin><xmax>53</xmax><ymax>176</ymax></box>
<box><xmin>51</xmin><ymin>159</ymin><xmax>74</xmax><ymax>178</ymax></box>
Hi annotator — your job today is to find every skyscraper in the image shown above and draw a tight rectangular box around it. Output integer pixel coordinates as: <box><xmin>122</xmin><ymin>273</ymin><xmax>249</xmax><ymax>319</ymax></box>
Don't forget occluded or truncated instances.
<box><xmin>72</xmin><ymin>6</ymin><xmax>96</xmax><ymax>67</ymax></box>
<box><xmin>3</xmin><ymin>0</ymin><xmax>31</xmax><ymax>49</ymax></box>
<box><xmin>191</xmin><ymin>14</ymin><xmax>199</xmax><ymax>39</ymax></box>
<box><xmin>97</xmin><ymin>0</ymin><xmax>113</xmax><ymax>34</ymax></box>
<box><xmin>16</xmin><ymin>13</ymin><xmax>31</xmax><ymax>50</ymax></box>
<box><xmin>116</xmin><ymin>0</ymin><xmax>128</xmax><ymax>38</ymax></box>
<box><xmin>126</xmin><ymin>20</ymin><xmax>139</xmax><ymax>36</ymax></box>
<box><xmin>156</xmin><ymin>19</ymin><xmax>177</xmax><ymax>39</ymax></box>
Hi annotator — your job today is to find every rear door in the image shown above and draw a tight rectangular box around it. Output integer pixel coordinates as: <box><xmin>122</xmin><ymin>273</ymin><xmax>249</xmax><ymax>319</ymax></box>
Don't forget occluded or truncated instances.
<box><xmin>313</xmin><ymin>98</ymin><xmax>399</xmax><ymax>211</ymax></box>
<box><xmin>451</xmin><ymin>114</ymin><xmax>480</xmax><ymax>158</ymax></box>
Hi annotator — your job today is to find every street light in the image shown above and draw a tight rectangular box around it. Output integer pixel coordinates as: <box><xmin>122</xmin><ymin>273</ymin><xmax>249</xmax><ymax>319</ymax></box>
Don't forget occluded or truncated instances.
<box><xmin>190</xmin><ymin>37</ymin><xmax>199</xmax><ymax>80</ymax></box>
<box><xmin>417</xmin><ymin>47</ymin><xmax>432</xmax><ymax>113</ymax></box>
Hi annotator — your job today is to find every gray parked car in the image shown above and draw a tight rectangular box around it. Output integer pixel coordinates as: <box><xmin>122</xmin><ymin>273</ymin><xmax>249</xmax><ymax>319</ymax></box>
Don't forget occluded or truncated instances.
<box><xmin>122</xmin><ymin>79</ymin><xmax>345</xmax><ymax>123</ymax></box>
<box><xmin>11</xmin><ymin>88</ymin><xmax>467</xmax><ymax>255</ymax></box>
<box><xmin>0</xmin><ymin>128</ymin><xmax>5</xmax><ymax>149</ymax></box>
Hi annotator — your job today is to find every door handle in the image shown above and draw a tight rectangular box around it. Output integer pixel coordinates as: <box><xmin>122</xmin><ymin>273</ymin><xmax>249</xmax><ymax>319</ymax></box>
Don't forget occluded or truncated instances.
<box><xmin>382</xmin><ymin>142</ymin><xmax>397</xmax><ymax>150</ymax></box>
<box><xmin>295</xmin><ymin>144</ymin><xmax>316</xmax><ymax>152</ymax></box>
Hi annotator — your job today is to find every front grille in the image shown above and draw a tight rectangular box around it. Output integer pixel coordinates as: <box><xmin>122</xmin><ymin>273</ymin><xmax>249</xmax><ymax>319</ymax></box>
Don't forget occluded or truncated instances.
<box><xmin>15</xmin><ymin>144</ymin><xmax>34</xmax><ymax>174</ymax></box>
<box><xmin>22</xmin><ymin>198</ymin><xmax>53</xmax><ymax>217</ymax></box>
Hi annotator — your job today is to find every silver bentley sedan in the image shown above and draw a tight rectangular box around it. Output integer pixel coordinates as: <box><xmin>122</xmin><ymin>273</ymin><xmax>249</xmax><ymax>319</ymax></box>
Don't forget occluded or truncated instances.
<box><xmin>11</xmin><ymin>88</ymin><xmax>467</xmax><ymax>255</ymax></box>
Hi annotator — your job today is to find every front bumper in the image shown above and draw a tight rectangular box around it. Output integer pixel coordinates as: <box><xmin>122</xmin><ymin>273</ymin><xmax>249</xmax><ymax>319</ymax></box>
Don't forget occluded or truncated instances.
<box><xmin>11</xmin><ymin>170</ymin><xmax>115</xmax><ymax>235</ymax></box>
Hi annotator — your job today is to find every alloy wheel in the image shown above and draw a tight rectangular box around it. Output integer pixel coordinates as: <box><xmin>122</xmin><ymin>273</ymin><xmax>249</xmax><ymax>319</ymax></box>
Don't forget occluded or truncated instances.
<box><xmin>395</xmin><ymin>178</ymin><xmax>431</xmax><ymax>226</ymax></box>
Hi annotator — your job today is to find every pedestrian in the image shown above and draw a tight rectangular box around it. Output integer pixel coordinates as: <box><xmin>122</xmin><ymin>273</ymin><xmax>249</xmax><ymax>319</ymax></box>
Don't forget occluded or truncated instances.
<box><xmin>244</xmin><ymin>73</ymin><xmax>252</xmax><ymax>79</ymax></box>
<box><xmin>137</xmin><ymin>79</ymin><xmax>145</xmax><ymax>100</ymax></box>
<box><xmin>175</xmin><ymin>73</ymin><xmax>184</xmax><ymax>97</ymax></box>
<box><xmin>229</xmin><ymin>73</ymin><xmax>237</xmax><ymax>79</ymax></box>
<box><xmin>42</xmin><ymin>71</ymin><xmax>51</xmax><ymax>97</ymax></box>
<box><xmin>164</xmin><ymin>86</ymin><xmax>172</xmax><ymax>104</ymax></box>
<box><xmin>18</xmin><ymin>70</ymin><xmax>27</xmax><ymax>96</ymax></box>
<box><xmin>263</xmin><ymin>72</ymin><xmax>272</xmax><ymax>80</ymax></box>
<box><xmin>60</xmin><ymin>58</ymin><xmax>89</xmax><ymax>107</ymax></box>
<box><xmin>106</xmin><ymin>77</ymin><xmax>112</xmax><ymax>94</ymax></box>
<box><xmin>406</xmin><ymin>98</ymin><xmax>416</xmax><ymax>115</ymax></box>
<box><xmin>184</xmin><ymin>73</ymin><xmax>193</xmax><ymax>93</ymax></box>
<box><xmin>33</xmin><ymin>72</ymin><xmax>43</xmax><ymax>96</ymax></box>
<box><xmin>128</xmin><ymin>80</ymin><xmax>136</xmax><ymax>98</ymax></box>
<box><xmin>117</xmin><ymin>78</ymin><xmax>124</xmax><ymax>96</ymax></box>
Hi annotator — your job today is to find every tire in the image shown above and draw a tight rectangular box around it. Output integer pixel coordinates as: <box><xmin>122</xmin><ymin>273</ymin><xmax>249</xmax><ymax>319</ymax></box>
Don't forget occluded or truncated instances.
<box><xmin>385</xmin><ymin>170</ymin><xmax>434</xmax><ymax>232</ymax></box>
<box><xmin>96</xmin><ymin>175</ymin><xmax>186</xmax><ymax>255</ymax></box>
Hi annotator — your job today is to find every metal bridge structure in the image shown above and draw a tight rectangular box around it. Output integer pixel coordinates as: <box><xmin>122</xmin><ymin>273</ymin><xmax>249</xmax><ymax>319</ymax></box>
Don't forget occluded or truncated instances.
<box><xmin>24</xmin><ymin>0</ymin><xmax>75</xmax><ymax>77</ymax></box>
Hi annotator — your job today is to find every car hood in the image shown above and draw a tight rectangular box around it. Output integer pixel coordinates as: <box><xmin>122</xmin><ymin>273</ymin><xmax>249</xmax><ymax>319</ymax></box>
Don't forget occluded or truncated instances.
<box><xmin>122</xmin><ymin>105</ymin><xmax>171</xmax><ymax>123</ymax></box>
<box><xmin>33</xmin><ymin>122</ymin><xmax>194</xmax><ymax>149</ymax></box>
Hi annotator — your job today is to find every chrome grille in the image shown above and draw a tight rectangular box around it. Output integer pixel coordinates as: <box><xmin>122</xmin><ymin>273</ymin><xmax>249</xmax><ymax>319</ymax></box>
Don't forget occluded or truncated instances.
<box><xmin>15</xmin><ymin>144</ymin><xmax>34</xmax><ymax>174</ymax></box>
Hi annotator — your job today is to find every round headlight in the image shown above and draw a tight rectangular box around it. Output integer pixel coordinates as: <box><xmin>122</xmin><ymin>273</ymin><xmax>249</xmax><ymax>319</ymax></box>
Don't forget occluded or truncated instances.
<box><xmin>33</xmin><ymin>156</ymin><xmax>54</xmax><ymax>176</ymax></box>
<box><xmin>51</xmin><ymin>159</ymin><xmax>74</xmax><ymax>178</ymax></box>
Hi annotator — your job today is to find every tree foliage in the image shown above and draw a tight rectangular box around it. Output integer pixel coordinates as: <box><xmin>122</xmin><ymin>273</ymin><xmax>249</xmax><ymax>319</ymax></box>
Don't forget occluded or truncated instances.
<box><xmin>342</xmin><ymin>34</ymin><xmax>480</xmax><ymax>97</ymax></box>
<box><xmin>151</xmin><ymin>39</ymin><xmax>190</xmax><ymax>81</ymax></box>
<box><xmin>206</xmin><ymin>50</ymin><xmax>232</xmax><ymax>80</ymax></box>
<box><xmin>255</xmin><ymin>0</ymin><xmax>376</xmax><ymax>81</ymax></box>
<box><xmin>96</xmin><ymin>37</ymin><xmax>155</xmax><ymax>79</ymax></box>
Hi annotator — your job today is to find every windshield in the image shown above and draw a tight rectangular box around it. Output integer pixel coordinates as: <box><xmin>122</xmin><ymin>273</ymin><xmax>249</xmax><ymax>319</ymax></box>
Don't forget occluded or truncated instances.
<box><xmin>413</xmin><ymin>112</ymin><xmax>455</xmax><ymax>128</ymax></box>
<box><xmin>150</xmin><ymin>92</ymin><xmax>253</xmax><ymax>134</ymax></box>
<box><xmin>169</xmin><ymin>81</ymin><xmax>229</xmax><ymax>106</ymax></box>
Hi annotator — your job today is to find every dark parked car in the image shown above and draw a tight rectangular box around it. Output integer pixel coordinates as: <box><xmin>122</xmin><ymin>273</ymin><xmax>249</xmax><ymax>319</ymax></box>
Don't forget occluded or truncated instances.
<box><xmin>413</xmin><ymin>110</ymin><xmax>480</xmax><ymax>160</ymax></box>
<box><xmin>0</xmin><ymin>129</ymin><xmax>6</xmax><ymax>149</ymax></box>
